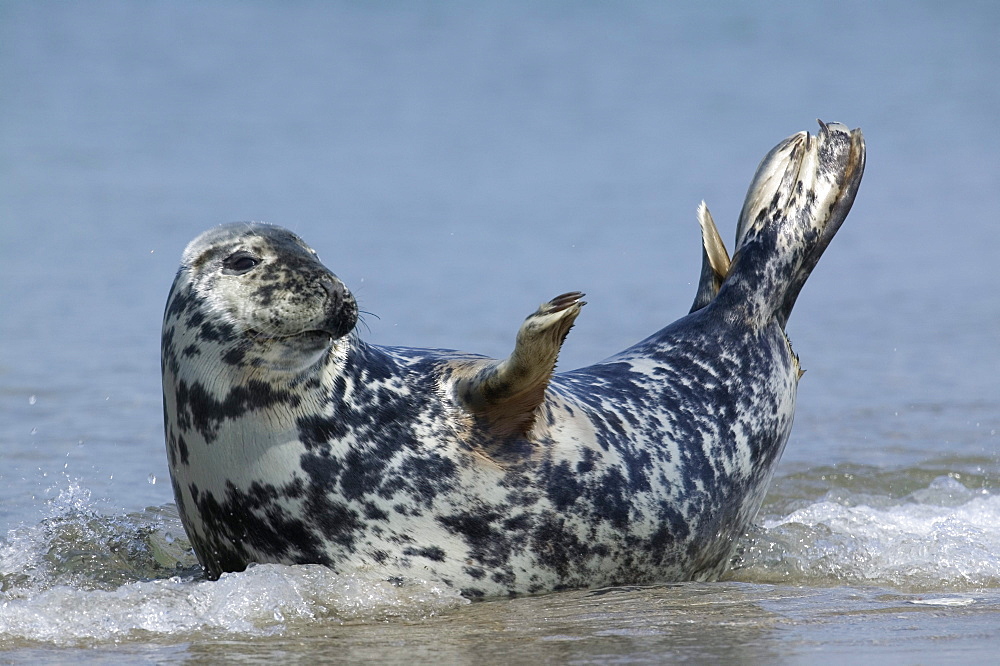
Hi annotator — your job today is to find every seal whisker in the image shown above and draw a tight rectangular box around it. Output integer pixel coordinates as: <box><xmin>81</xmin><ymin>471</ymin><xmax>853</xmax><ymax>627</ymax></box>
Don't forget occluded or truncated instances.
<box><xmin>355</xmin><ymin>312</ymin><xmax>377</xmax><ymax>337</ymax></box>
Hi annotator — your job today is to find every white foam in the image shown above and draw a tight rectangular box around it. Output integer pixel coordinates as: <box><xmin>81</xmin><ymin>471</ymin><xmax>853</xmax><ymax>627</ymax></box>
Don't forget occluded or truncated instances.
<box><xmin>0</xmin><ymin>481</ymin><xmax>468</xmax><ymax>645</ymax></box>
<box><xmin>0</xmin><ymin>564</ymin><xmax>467</xmax><ymax>645</ymax></box>
<box><xmin>736</xmin><ymin>476</ymin><xmax>1000</xmax><ymax>589</ymax></box>
<box><xmin>909</xmin><ymin>597</ymin><xmax>975</xmax><ymax>607</ymax></box>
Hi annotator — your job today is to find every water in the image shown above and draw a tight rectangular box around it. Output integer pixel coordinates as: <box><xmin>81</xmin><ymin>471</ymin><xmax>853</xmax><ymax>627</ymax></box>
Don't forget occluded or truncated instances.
<box><xmin>1</xmin><ymin>1</ymin><xmax>998</xmax><ymax>661</ymax></box>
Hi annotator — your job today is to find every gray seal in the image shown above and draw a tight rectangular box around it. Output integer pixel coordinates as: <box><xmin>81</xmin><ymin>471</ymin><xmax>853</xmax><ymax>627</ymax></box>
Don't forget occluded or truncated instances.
<box><xmin>162</xmin><ymin>121</ymin><xmax>865</xmax><ymax>598</ymax></box>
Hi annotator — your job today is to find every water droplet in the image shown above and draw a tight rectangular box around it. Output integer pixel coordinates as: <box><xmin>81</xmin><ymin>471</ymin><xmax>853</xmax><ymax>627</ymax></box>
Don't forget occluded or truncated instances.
<box><xmin>148</xmin><ymin>473</ymin><xmax>157</xmax><ymax>485</ymax></box>
<box><xmin>28</xmin><ymin>395</ymin><xmax>36</xmax><ymax>405</ymax></box>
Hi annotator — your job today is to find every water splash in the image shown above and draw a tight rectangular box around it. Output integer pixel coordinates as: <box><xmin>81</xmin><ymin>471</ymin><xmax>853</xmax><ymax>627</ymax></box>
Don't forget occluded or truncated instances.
<box><xmin>0</xmin><ymin>564</ymin><xmax>468</xmax><ymax>645</ymax></box>
<box><xmin>0</xmin><ymin>481</ymin><xmax>467</xmax><ymax>646</ymax></box>
<box><xmin>730</xmin><ymin>476</ymin><xmax>1000</xmax><ymax>590</ymax></box>
<box><xmin>0</xmin><ymin>482</ymin><xmax>195</xmax><ymax>597</ymax></box>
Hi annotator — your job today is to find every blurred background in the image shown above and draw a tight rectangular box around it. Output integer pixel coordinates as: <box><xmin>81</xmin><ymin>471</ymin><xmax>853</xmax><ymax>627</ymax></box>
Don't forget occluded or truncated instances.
<box><xmin>1</xmin><ymin>1</ymin><xmax>998</xmax><ymax>530</ymax></box>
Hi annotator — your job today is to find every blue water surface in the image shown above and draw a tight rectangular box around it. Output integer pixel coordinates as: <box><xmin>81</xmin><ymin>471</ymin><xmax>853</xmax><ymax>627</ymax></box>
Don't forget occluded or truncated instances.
<box><xmin>1</xmin><ymin>0</ymin><xmax>997</xmax><ymax>543</ymax></box>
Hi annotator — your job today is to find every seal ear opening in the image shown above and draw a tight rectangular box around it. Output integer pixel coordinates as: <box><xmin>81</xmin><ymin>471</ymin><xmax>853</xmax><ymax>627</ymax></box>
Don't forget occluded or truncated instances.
<box><xmin>451</xmin><ymin>292</ymin><xmax>585</xmax><ymax>439</ymax></box>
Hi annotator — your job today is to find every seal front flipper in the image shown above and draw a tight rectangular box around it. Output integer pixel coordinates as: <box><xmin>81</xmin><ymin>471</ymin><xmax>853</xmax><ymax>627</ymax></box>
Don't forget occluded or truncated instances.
<box><xmin>689</xmin><ymin>201</ymin><xmax>731</xmax><ymax>313</ymax></box>
<box><xmin>452</xmin><ymin>291</ymin><xmax>585</xmax><ymax>438</ymax></box>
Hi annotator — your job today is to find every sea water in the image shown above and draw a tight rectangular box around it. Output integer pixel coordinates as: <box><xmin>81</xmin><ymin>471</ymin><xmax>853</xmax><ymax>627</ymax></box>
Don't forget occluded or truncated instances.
<box><xmin>1</xmin><ymin>1</ymin><xmax>998</xmax><ymax>662</ymax></box>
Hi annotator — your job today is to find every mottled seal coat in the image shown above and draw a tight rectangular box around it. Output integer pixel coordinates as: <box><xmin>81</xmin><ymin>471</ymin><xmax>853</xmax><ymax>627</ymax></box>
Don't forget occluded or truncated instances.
<box><xmin>162</xmin><ymin>121</ymin><xmax>865</xmax><ymax>598</ymax></box>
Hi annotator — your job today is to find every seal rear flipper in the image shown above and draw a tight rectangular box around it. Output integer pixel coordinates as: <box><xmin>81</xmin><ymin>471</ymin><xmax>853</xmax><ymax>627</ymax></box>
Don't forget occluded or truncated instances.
<box><xmin>689</xmin><ymin>202</ymin><xmax>732</xmax><ymax>313</ymax></box>
<box><xmin>716</xmin><ymin>121</ymin><xmax>865</xmax><ymax>328</ymax></box>
<box><xmin>451</xmin><ymin>292</ymin><xmax>585</xmax><ymax>438</ymax></box>
<box><xmin>775</xmin><ymin>121</ymin><xmax>866</xmax><ymax>328</ymax></box>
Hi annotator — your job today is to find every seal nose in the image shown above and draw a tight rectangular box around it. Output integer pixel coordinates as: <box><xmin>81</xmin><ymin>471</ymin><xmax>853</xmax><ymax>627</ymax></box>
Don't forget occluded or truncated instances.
<box><xmin>319</xmin><ymin>276</ymin><xmax>358</xmax><ymax>339</ymax></box>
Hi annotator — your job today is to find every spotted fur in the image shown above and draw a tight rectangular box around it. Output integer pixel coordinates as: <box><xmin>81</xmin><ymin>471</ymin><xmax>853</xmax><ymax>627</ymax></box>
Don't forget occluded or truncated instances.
<box><xmin>162</xmin><ymin>122</ymin><xmax>865</xmax><ymax>597</ymax></box>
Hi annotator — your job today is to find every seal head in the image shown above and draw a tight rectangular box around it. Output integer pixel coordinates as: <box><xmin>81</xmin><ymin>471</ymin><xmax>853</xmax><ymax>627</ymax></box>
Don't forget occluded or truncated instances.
<box><xmin>165</xmin><ymin>223</ymin><xmax>357</xmax><ymax>374</ymax></box>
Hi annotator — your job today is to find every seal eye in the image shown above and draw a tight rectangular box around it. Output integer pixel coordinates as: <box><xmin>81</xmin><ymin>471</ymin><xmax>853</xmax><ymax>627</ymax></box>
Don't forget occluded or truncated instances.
<box><xmin>222</xmin><ymin>251</ymin><xmax>260</xmax><ymax>275</ymax></box>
